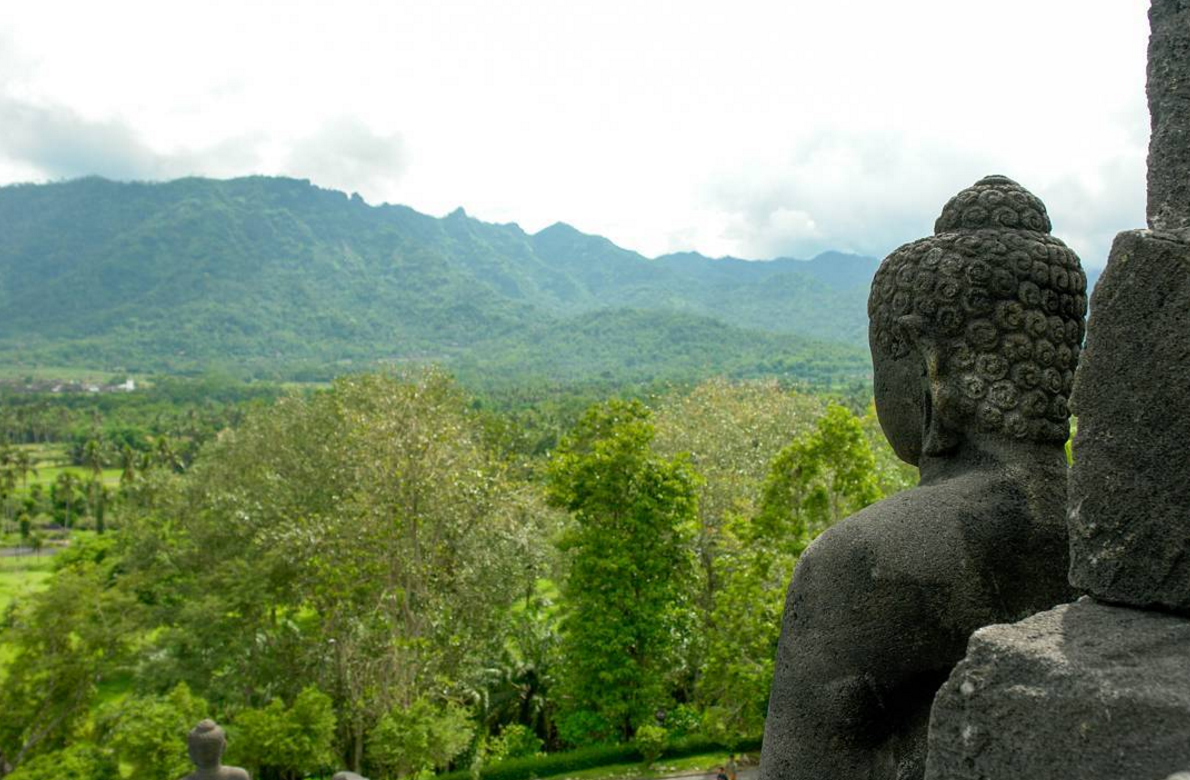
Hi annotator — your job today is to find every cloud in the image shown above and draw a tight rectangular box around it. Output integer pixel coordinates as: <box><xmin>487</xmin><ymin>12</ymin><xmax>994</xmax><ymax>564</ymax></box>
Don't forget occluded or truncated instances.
<box><xmin>698</xmin><ymin>128</ymin><xmax>1144</xmax><ymax>267</ymax></box>
<box><xmin>0</xmin><ymin>97</ymin><xmax>162</xmax><ymax>180</ymax></box>
<box><xmin>0</xmin><ymin>88</ymin><xmax>407</xmax><ymax>203</ymax></box>
<box><xmin>702</xmin><ymin>129</ymin><xmax>1002</xmax><ymax>260</ymax></box>
<box><xmin>0</xmin><ymin>91</ymin><xmax>265</xmax><ymax>182</ymax></box>
<box><xmin>282</xmin><ymin>118</ymin><xmax>406</xmax><ymax>200</ymax></box>
<box><xmin>1043</xmin><ymin>156</ymin><xmax>1146</xmax><ymax>269</ymax></box>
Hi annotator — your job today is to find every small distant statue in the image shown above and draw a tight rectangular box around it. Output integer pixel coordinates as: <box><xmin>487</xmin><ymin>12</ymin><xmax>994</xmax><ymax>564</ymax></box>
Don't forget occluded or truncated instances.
<box><xmin>332</xmin><ymin>772</ymin><xmax>369</xmax><ymax>780</ymax></box>
<box><xmin>759</xmin><ymin>176</ymin><xmax>1086</xmax><ymax>780</ymax></box>
<box><xmin>181</xmin><ymin>720</ymin><xmax>250</xmax><ymax>780</ymax></box>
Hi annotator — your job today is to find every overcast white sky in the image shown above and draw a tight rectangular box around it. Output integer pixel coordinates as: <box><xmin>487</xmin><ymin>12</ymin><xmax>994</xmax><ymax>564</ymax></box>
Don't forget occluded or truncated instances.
<box><xmin>0</xmin><ymin>1</ymin><xmax>1150</xmax><ymax>267</ymax></box>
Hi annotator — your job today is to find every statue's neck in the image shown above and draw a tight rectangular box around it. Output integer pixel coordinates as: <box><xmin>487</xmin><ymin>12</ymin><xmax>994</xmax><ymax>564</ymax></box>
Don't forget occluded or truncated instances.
<box><xmin>917</xmin><ymin>436</ymin><xmax>1067</xmax><ymax>487</ymax></box>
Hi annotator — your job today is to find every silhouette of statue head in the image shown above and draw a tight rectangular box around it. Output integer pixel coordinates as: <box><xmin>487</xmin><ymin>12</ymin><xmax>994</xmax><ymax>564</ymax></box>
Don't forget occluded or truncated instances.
<box><xmin>868</xmin><ymin>175</ymin><xmax>1087</xmax><ymax>462</ymax></box>
<box><xmin>188</xmin><ymin>719</ymin><xmax>227</xmax><ymax>770</ymax></box>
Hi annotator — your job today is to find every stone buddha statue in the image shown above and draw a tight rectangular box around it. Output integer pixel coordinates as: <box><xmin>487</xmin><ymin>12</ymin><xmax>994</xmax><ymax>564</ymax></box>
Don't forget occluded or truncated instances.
<box><xmin>181</xmin><ymin>720</ymin><xmax>250</xmax><ymax>780</ymax></box>
<box><xmin>759</xmin><ymin>176</ymin><xmax>1086</xmax><ymax>780</ymax></box>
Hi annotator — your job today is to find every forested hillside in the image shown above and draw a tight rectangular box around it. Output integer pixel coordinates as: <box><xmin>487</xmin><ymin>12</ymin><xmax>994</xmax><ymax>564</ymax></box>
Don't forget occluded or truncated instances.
<box><xmin>0</xmin><ymin>177</ymin><xmax>877</xmax><ymax>384</ymax></box>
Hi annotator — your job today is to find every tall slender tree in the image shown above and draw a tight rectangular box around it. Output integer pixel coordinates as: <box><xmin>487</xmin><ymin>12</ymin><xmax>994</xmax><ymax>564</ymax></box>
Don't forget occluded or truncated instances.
<box><xmin>547</xmin><ymin>400</ymin><xmax>698</xmax><ymax>742</ymax></box>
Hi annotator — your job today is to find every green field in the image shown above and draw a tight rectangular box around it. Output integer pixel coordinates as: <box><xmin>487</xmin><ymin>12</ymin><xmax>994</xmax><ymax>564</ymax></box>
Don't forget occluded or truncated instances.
<box><xmin>0</xmin><ymin>554</ymin><xmax>55</xmax><ymax>673</ymax></box>
<box><xmin>0</xmin><ymin>552</ymin><xmax>53</xmax><ymax>614</ymax></box>
<box><xmin>14</xmin><ymin>442</ymin><xmax>123</xmax><ymax>494</ymax></box>
<box><xmin>0</xmin><ymin>365</ymin><xmax>154</xmax><ymax>383</ymax></box>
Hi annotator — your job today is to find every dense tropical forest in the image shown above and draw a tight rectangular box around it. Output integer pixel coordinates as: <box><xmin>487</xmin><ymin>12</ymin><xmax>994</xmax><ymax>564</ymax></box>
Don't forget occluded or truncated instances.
<box><xmin>0</xmin><ymin>372</ymin><xmax>916</xmax><ymax>780</ymax></box>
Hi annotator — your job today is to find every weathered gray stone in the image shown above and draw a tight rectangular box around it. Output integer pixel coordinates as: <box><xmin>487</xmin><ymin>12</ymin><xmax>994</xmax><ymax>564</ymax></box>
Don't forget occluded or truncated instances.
<box><xmin>925</xmin><ymin>598</ymin><xmax>1190</xmax><ymax>780</ymax></box>
<box><xmin>1146</xmin><ymin>0</ymin><xmax>1190</xmax><ymax>232</ymax></box>
<box><xmin>1068</xmin><ymin>229</ymin><xmax>1190</xmax><ymax>613</ymax></box>
<box><xmin>332</xmin><ymin>773</ymin><xmax>369</xmax><ymax>780</ymax></box>
<box><xmin>759</xmin><ymin>177</ymin><xmax>1083</xmax><ymax>780</ymax></box>
<box><xmin>180</xmin><ymin>720</ymin><xmax>250</xmax><ymax>780</ymax></box>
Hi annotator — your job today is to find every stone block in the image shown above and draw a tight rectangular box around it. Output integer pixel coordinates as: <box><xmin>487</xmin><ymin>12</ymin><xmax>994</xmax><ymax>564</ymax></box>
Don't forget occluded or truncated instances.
<box><xmin>925</xmin><ymin>598</ymin><xmax>1190</xmax><ymax>780</ymax></box>
<box><xmin>1068</xmin><ymin>229</ymin><xmax>1190</xmax><ymax>612</ymax></box>
<box><xmin>1147</xmin><ymin>0</ymin><xmax>1190</xmax><ymax>232</ymax></box>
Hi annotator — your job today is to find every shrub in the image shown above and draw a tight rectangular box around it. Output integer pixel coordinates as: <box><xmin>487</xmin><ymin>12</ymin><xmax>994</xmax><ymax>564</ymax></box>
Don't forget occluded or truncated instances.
<box><xmin>368</xmin><ymin>698</ymin><xmax>474</xmax><ymax>780</ymax></box>
<box><xmin>556</xmin><ymin>710</ymin><xmax>613</xmax><ymax>749</ymax></box>
<box><xmin>6</xmin><ymin>743</ymin><xmax>119</xmax><ymax>780</ymax></box>
<box><xmin>634</xmin><ymin>725</ymin><xmax>668</xmax><ymax>767</ymax></box>
<box><xmin>488</xmin><ymin>724</ymin><xmax>544</xmax><ymax>761</ymax></box>
<box><xmin>98</xmin><ymin>682</ymin><xmax>209</xmax><ymax>780</ymax></box>
<box><xmin>436</xmin><ymin>735</ymin><xmax>762</xmax><ymax>780</ymax></box>
<box><xmin>228</xmin><ymin>686</ymin><xmax>338</xmax><ymax>780</ymax></box>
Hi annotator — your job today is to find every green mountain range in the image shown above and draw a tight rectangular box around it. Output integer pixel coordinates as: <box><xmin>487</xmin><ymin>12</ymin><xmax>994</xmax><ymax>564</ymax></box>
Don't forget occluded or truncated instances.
<box><xmin>0</xmin><ymin>176</ymin><xmax>881</xmax><ymax>385</ymax></box>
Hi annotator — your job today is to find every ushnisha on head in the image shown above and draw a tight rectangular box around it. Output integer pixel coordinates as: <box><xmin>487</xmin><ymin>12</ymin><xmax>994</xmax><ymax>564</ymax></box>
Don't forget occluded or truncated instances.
<box><xmin>188</xmin><ymin>719</ymin><xmax>228</xmax><ymax>769</ymax></box>
<box><xmin>868</xmin><ymin>175</ymin><xmax>1087</xmax><ymax>462</ymax></box>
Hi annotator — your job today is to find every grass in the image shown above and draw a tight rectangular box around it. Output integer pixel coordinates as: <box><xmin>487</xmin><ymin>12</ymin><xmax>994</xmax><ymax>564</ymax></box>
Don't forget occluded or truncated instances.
<box><xmin>0</xmin><ymin>553</ymin><xmax>55</xmax><ymax>613</ymax></box>
<box><xmin>23</xmin><ymin>465</ymin><xmax>123</xmax><ymax>491</ymax></box>
<box><xmin>537</xmin><ymin>752</ymin><xmax>747</xmax><ymax>780</ymax></box>
<box><xmin>0</xmin><ymin>554</ymin><xmax>56</xmax><ymax>675</ymax></box>
<box><xmin>0</xmin><ymin>364</ymin><xmax>154</xmax><ymax>383</ymax></box>
<box><xmin>12</xmin><ymin>443</ymin><xmax>123</xmax><ymax>495</ymax></box>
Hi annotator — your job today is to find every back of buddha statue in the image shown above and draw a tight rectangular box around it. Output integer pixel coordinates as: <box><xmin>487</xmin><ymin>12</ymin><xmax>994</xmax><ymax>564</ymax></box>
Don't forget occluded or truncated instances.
<box><xmin>759</xmin><ymin>176</ymin><xmax>1086</xmax><ymax>780</ymax></box>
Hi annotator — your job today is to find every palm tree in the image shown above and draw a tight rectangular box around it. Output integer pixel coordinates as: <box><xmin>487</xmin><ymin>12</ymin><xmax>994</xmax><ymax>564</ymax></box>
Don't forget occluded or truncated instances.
<box><xmin>120</xmin><ymin>444</ymin><xmax>137</xmax><ymax>487</ymax></box>
<box><xmin>55</xmin><ymin>471</ymin><xmax>79</xmax><ymax>529</ymax></box>
<box><xmin>83</xmin><ymin>438</ymin><xmax>104</xmax><ymax>523</ymax></box>
<box><xmin>12</xmin><ymin>447</ymin><xmax>36</xmax><ymax>489</ymax></box>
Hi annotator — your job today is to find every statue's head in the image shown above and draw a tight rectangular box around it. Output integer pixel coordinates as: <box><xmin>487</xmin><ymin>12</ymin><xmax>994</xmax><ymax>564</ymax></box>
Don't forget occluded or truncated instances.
<box><xmin>868</xmin><ymin>175</ymin><xmax>1087</xmax><ymax>464</ymax></box>
<box><xmin>188</xmin><ymin>719</ymin><xmax>226</xmax><ymax>770</ymax></box>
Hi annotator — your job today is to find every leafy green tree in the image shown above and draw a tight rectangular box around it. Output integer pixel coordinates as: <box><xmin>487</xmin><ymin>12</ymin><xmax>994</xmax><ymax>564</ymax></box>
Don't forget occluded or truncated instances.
<box><xmin>98</xmin><ymin>683</ymin><xmax>209</xmax><ymax>780</ymax></box>
<box><xmin>366</xmin><ymin>698</ymin><xmax>474</xmax><ymax>779</ymax></box>
<box><xmin>652</xmin><ymin>379</ymin><xmax>822</xmax><ymax>693</ymax></box>
<box><xmin>547</xmin><ymin>400</ymin><xmax>698</xmax><ymax>742</ymax></box>
<box><xmin>228</xmin><ymin>687</ymin><xmax>338</xmax><ymax>780</ymax></box>
<box><xmin>698</xmin><ymin>403</ymin><xmax>883</xmax><ymax>744</ymax></box>
<box><xmin>4</xmin><ymin>743</ymin><xmax>118</xmax><ymax>780</ymax></box>
<box><xmin>122</xmin><ymin>371</ymin><xmax>551</xmax><ymax>773</ymax></box>
<box><xmin>753</xmin><ymin>403</ymin><xmax>882</xmax><ymax>550</ymax></box>
<box><xmin>0</xmin><ymin>549</ymin><xmax>138</xmax><ymax>775</ymax></box>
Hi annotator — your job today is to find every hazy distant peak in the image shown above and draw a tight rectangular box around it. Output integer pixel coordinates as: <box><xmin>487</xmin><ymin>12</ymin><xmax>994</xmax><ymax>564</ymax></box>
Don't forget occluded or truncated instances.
<box><xmin>534</xmin><ymin>221</ymin><xmax>584</xmax><ymax>238</ymax></box>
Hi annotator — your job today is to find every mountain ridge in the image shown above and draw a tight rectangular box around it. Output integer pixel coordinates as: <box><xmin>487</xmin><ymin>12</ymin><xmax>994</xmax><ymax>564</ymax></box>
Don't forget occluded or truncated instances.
<box><xmin>0</xmin><ymin>175</ymin><xmax>884</xmax><ymax>383</ymax></box>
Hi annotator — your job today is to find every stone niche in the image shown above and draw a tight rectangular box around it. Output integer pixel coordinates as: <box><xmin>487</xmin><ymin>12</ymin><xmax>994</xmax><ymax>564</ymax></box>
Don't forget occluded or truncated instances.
<box><xmin>922</xmin><ymin>2</ymin><xmax>1190</xmax><ymax>778</ymax></box>
<box><xmin>1067</xmin><ymin>228</ymin><xmax>1190</xmax><ymax>613</ymax></box>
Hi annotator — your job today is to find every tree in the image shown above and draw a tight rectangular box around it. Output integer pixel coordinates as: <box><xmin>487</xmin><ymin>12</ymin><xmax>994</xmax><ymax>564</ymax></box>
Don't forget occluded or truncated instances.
<box><xmin>98</xmin><ymin>683</ymin><xmax>209</xmax><ymax>780</ymax></box>
<box><xmin>122</xmin><ymin>370</ymin><xmax>552</xmax><ymax>773</ymax></box>
<box><xmin>0</xmin><ymin>546</ymin><xmax>138</xmax><ymax>775</ymax></box>
<box><xmin>697</xmin><ymin>403</ymin><xmax>883</xmax><ymax>743</ymax></box>
<box><xmin>3</xmin><ymin>744</ymin><xmax>118</xmax><ymax>780</ymax></box>
<box><xmin>51</xmin><ymin>471</ymin><xmax>79</xmax><ymax>529</ymax></box>
<box><xmin>753</xmin><ymin>403</ymin><xmax>882</xmax><ymax>551</ymax></box>
<box><xmin>119</xmin><ymin>443</ymin><xmax>137</xmax><ymax>487</ymax></box>
<box><xmin>652</xmin><ymin>379</ymin><xmax>822</xmax><ymax>694</ymax></box>
<box><xmin>366</xmin><ymin>698</ymin><xmax>473</xmax><ymax>780</ymax></box>
<box><xmin>228</xmin><ymin>687</ymin><xmax>338</xmax><ymax>780</ymax></box>
<box><xmin>547</xmin><ymin>400</ymin><xmax>698</xmax><ymax>742</ymax></box>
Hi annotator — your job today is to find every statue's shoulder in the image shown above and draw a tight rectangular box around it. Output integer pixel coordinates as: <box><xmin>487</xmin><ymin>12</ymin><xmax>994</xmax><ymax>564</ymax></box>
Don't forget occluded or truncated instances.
<box><xmin>221</xmin><ymin>768</ymin><xmax>251</xmax><ymax>780</ymax></box>
<box><xmin>798</xmin><ymin>474</ymin><xmax>1009</xmax><ymax>591</ymax></box>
